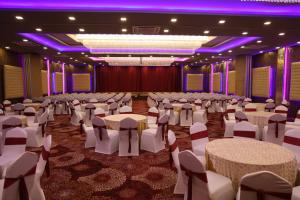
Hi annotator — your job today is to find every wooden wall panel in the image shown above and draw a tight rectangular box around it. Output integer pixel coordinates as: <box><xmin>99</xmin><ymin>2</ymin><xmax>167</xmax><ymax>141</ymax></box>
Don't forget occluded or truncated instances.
<box><xmin>213</xmin><ymin>72</ymin><xmax>221</xmax><ymax>92</ymax></box>
<box><xmin>186</xmin><ymin>74</ymin><xmax>203</xmax><ymax>91</ymax></box>
<box><xmin>290</xmin><ymin>62</ymin><xmax>300</xmax><ymax>100</ymax></box>
<box><xmin>252</xmin><ymin>66</ymin><xmax>270</xmax><ymax>97</ymax></box>
<box><xmin>228</xmin><ymin>71</ymin><xmax>236</xmax><ymax>94</ymax></box>
<box><xmin>4</xmin><ymin>65</ymin><xmax>24</xmax><ymax>99</ymax></box>
<box><xmin>54</xmin><ymin>72</ymin><xmax>63</xmax><ymax>93</ymax></box>
<box><xmin>72</xmin><ymin>73</ymin><xmax>90</xmax><ymax>92</ymax></box>
<box><xmin>41</xmin><ymin>70</ymin><xmax>48</xmax><ymax>95</ymax></box>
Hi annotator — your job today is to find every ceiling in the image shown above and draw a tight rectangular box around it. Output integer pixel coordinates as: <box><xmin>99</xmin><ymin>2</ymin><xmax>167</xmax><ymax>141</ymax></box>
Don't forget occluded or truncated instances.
<box><xmin>0</xmin><ymin>4</ymin><xmax>300</xmax><ymax>66</ymax></box>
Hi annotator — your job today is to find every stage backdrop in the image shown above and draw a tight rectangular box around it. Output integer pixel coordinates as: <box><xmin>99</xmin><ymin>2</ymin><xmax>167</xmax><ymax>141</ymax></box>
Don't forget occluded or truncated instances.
<box><xmin>96</xmin><ymin>66</ymin><xmax>181</xmax><ymax>92</ymax></box>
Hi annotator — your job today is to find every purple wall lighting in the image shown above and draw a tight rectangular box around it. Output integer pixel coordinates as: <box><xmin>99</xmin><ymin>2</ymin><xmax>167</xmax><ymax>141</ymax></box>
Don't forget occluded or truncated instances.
<box><xmin>52</xmin><ymin>72</ymin><xmax>56</xmax><ymax>94</ymax></box>
<box><xmin>46</xmin><ymin>59</ymin><xmax>51</xmax><ymax>96</ymax></box>
<box><xmin>62</xmin><ymin>63</ymin><xmax>65</xmax><ymax>94</ymax></box>
<box><xmin>210</xmin><ymin>64</ymin><xmax>214</xmax><ymax>93</ymax></box>
<box><xmin>283</xmin><ymin>47</ymin><xmax>289</xmax><ymax>100</ymax></box>
<box><xmin>225</xmin><ymin>61</ymin><xmax>229</xmax><ymax>95</ymax></box>
<box><xmin>269</xmin><ymin>66</ymin><xmax>274</xmax><ymax>98</ymax></box>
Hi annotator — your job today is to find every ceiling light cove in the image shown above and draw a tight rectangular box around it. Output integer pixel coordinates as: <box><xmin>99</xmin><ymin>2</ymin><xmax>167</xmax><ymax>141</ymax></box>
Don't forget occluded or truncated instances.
<box><xmin>68</xmin><ymin>34</ymin><xmax>215</xmax><ymax>55</ymax></box>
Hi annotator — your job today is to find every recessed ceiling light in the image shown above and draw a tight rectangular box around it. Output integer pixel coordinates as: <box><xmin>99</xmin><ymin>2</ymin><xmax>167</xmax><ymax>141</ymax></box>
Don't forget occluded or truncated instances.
<box><xmin>259</xmin><ymin>51</ymin><xmax>263</xmax><ymax>53</ymax></box>
<box><xmin>120</xmin><ymin>17</ymin><xmax>127</xmax><ymax>22</ymax></box>
<box><xmin>121</xmin><ymin>28</ymin><xmax>127</xmax><ymax>32</ymax></box>
<box><xmin>170</xmin><ymin>18</ymin><xmax>177</xmax><ymax>23</ymax></box>
<box><xmin>150</xmin><ymin>55</ymin><xmax>153</xmax><ymax>57</ymax></box>
<box><xmin>79</xmin><ymin>28</ymin><xmax>85</xmax><ymax>32</ymax></box>
<box><xmin>264</xmin><ymin>21</ymin><xmax>272</xmax><ymax>25</ymax></box>
<box><xmin>5</xmin><ymin>46</ymin><xmax>10</xmax><ymax>50</ymax></box>
<box><xmin>22</xmin><ymin>39</ymin><xmax>28</xmax><ymax>42</ymax></box>
<box><xmin>171</xmin><ymin>55</ymin><xmax>174</xmax><ymax>58</ymax></box>
<box><xmin>276</xmin><ymin>47</ymin><xmax>280</xmax><ymax>49</ymax></box>
<box><xmin>228</xmin><ymin>50</ymin><xmax>232</xmax><ymax>53</ymax></box>
<box><xmin>297</xmin><ymin>41</ymin><xmax>300</xmax><ymax>44</ymax></box>
<box><xmin>128</xmin><ymin>54</ymin><xmax>132</xmax><ymax>57</ymax></box>
<box><xmin>68</xmin><ymin>16</ymin><xmax>76</xmax><ymax>21</ymax></box>
<box><xmin>203</xmin><ymin>30</ymin><xmax>210</xmax><ymax>34</ymax></box>
<box><xmin>229</xmin><ymin>59</ymin><xmax>232</xmax><ymax>61</ymax></box>
<box><xmin>85</xmin><ymin>55</ymin><xmax>88</xmax><ymax>57</ymax></box>
<box><xmin>75</xmin><ymin>59</ymin><xmax>78</xmax><ymax>62</ymax></box>
<box><xmin>43</xmin><ymin>46</ymin><xmax>48</xmax><ymax>50</ymax></box>
<box><xmin>211</xmin><ymin>56</ymin><xmax>215</xmax><ymax>58</ymax></box>
<box><xmin>69</xmin><ymin>57</ymin><xmax>73</xmax><ymax>60</ymax></box>
<box><xmin>57</xmin><ymin>52</ymin><xmax>61</xmax><ymax>55</ymax></box>
<box><xmin>43</xmin><ymin>57</ymin><xmax>47</xmax><ymax>60</ymax></box>
<box><xmin>15</xmin><ymin>16</ymin><xmax>23</xmax><ymax>20</ymax></box>
<box><xmin>218</xmin><ymin>19</ymin><xmax>226</xmax><ymax>24</ymax></box>
<box><xmin>81</xmin><ymin>52</ymin><xmax>85</xmax><ymax>55</ymax></box>
<box><xmin>241</xmin><ymin>46</ymin><xmax>245</xmax><ymax>48</ymax></box>
<box><xmin>205</xmin><ymin>58</ymin><xmax>208</xmax><ymax>61</ymax></box>
<box><xmin>196</xmin><ymin>53</ymin><xmax>200</xmax><ymax>56</ymax></box>
<box><xmin>242</xmin><ymin>32</ymin><xmax>248</xmax><ymax>35</ymax></box>
<box><xmin>107</xmin><ymin>55</ymin><xmax>110</xmax><ymax>57</ymax></box>
<box><xmin>191</xmin><ymin>56</ymin><xmax>194</xmax><ymax>58</ymax></box>
<box><xmin>163</xmin><ymin>29</ymin><xmax>169</xmax><ymax>33</ymax></box>
<box><xmin>257</xmin><ymin>40</ymin><xmax>262</xmax><ymax>43</ymax></box>
<box><xmin>218</xmin><ymin>53</ymin><xmax>222</xmax><ymax>56</ymax></box>
<box><xmin>35</xmin><ymin>27</ymin><xmax>42</xmax><ymax>32</ymax></box>
<box><xmin>278</xmin><ymin>32</ymin><xmax>285</xmax><ymax>36</ymax></box>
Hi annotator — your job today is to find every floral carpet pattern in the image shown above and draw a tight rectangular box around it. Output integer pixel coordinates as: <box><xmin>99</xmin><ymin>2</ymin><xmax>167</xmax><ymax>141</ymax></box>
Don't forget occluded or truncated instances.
<box><xmin>36</xmin><ymin>100</ymin><xmax>224</xmax><ymax>200</ymax></box>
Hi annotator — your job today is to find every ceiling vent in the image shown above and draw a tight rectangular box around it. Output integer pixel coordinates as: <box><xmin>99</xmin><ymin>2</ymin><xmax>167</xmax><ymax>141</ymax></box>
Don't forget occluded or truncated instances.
<box><xmin>132</xmin><ymin>26</ymin><xmax>161</xmax><ymax>34</ymax></box>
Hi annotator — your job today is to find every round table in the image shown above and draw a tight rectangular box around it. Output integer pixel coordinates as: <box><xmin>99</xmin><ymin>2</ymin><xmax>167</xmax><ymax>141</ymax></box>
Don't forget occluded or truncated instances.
<box><xmin>103</xmin><ymin>114</ymin><xmax>147</xmax><ymax>134</ymax></box>
<box><xmin>23</xmin><ymin>103</ymin><xmax>41</xmax><ymax>111</ymax></box>
<box><xmin>205</xmin><ymin>139</ymin><xmax>297</xmax><ymax>191</ymax></box>
<box><xmin>0</xmin><ymin>115</ymin><xmax>28</xmax><ymax>130</ymax></box>
<box><xmin>252</xmin><ymin>103</ymin><xmax>266</xmax><ymax>112</ymax></box>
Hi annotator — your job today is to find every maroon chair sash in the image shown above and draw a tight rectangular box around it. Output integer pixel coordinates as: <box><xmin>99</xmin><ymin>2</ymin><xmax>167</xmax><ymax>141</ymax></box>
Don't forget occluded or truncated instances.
<box><xmin>4</xmin><ymin>104</ymin><xmax>11</xmax><ymax>107</ymax></box>
<box><xmin>191</xmin><ymin>130</ymin><xmax>208</xmax><ymax>140</ymax></box>
<box><xmin>240</xmin><ymin>184</ymin><xmax>291</xmax><ymax>200</ymax></box>
<box><xmin>194</xmin><ymin>103</ymin><xmax>202</xmax><ymax>106</ymax></box>
<box><xmin>23</xmin><ymin>112</ymin><xmax>36</xmax><ymax>116</ymax></box>
<box><xmin>268</xmin><ymin>120</ymin><xmax>286</xmax><ymax>138</ymax></box>
<box><xmin>234</xmin><ymin>130</ymin><xmax>256</xmax><ymax>138</ymax></box>
<box><xmin>73</xmin><ymin>103</ymin><xmax>80</xmax><ymax>107</ymax></box>
<box><xmin>120</xmin><ymin>111</ymin><xmax>133</xmax><ymax>114</ymax></box>
<box><xmin>180</xmin><ymin>165</ymin><xmax>208</xmax><ymax>200</ymax></box>
<box><xmin>284</xmin><ymin>136</ymin><xmax>300</xmax><ymax>146</ymax></box>
<box><xmin>231</xmin><ymin>102</ymin><xmax>238</xmax><ymax>105</ymax></box>
<box><xmin>93</xmin><ymin>125</ymin><xmax>107</xmax><ymax>141</ymax></box>
<box><xmin>85</xmin><ymin>107</ymin><xmax>96</xmax><ymax>120</ymax></box>
<box><xmin>148</xmin><ymin>112</ymin><xmax>159</xmax><ymax>123</ymax></box>
<box><xmin>95</xmin><ymin>113</ymin><xmax>106</xmax><ymax>118</ymax></box>
<box><xmin>4</xmin><ymin>165</ymin><xmax>37</xmax><ymax>200</ymax></box>
<box><xmin>275</xmin><ymin>110</ymin><xmax>288</xmax><ymax>114</ymax></box>
<box><xmin>120</xmin><ymin>127</ymin><xmax>138</xmax><ymax>153</ymax></box>
<box><xmin>109</xmin><ymin>108</ymin><xmax>118</xmax><ymax>115</ymax></box>
<box><xmin>182</xmin><ymin>108</ymin><xmax>193</xmax><ymax>120</ymax></box>
<box><xmin>42</xmin><ymin>146</ymin><xmax>50</xmax><ymax>177</ymax></box>
<box><xmin>5</xmin><ymin>137</ymin><xmax>27</xmax><ymax>145</ymax></box>
<box><xmin>296</xmin><ymin>114</ymin><xmax>300</xmax><ymax>119</ymax></box>
<box><xmin>245</xmin><ymin>108</ymin><xmax>257</xmax><ymax>112</ymax></box>
<box><xmin>2</xmin><ymin>124</ymin><xmax>22</xmax><ymax>130</ymax></box>
<box><xmin>39</xmin><ymin>122</ymin><xmax>47</xmax><ymax>137</ymax></box>
<box><xmin>235</xmin><ymin>117</ymin><xmax>248</xmax><ymax>122</ymax></box>
<box><xmin>157</xmin><ymin>122</ymin><xmax>169</xmax><ymax>141</ymax></box>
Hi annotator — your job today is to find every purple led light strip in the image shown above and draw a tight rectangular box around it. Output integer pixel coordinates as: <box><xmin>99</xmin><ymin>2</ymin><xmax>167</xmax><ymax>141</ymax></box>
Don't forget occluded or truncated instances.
<box><xmin>47</xmin><ymin>59</ymin><xmax>51</xmax><ymax>96</ymax></box>
<box><xmin>225</xmin><ymin>61</ymin><xmax>229</xmax><ymax>95</ymax></box>
<box><xmin>62</xmin><ymin>63</ymin><xmax>65</xmax><ymax>94</ymax></box>
<box><xmin>283</xmin><ymin>47</ymin><xmax>289</xmax><ymax>100</ymax></box>
<box><xmin>210</xmin><ymin>64</ymin><xmax>214</xmax><ymax>93</ymax></box>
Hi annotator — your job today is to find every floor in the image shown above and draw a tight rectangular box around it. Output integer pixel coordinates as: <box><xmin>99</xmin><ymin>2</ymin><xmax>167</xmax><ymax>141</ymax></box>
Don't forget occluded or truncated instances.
<box><xmin>36</xmin><ymin>100</ymin><xmax>224</xmax><ymax>200</ymax></box>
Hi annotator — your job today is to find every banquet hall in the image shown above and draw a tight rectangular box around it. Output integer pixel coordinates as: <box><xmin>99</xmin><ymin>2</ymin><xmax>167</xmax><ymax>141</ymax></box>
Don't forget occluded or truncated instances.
<box><xmin>1</xmin><ymin>0</ymin><xmax>300</xmax><ymax>199</ymax></box>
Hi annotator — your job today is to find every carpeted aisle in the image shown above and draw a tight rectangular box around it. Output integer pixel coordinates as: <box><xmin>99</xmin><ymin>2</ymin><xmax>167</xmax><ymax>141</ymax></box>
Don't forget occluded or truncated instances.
<box><xmin>36</xmin><ymin>100</ymin><xmax>224</xmax><ymax>200</ymax></box>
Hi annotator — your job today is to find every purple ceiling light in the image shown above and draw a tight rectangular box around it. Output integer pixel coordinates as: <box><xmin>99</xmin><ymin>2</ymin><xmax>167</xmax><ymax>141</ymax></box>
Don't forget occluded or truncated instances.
<box><xmin>1</xmin><ymin>0</ymin><xmax>300</xmax><ymax>16</ymax></box>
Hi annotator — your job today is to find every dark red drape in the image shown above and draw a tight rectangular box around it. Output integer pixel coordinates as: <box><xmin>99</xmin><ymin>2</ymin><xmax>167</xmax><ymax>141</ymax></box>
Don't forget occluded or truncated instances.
<box><xmin>96</xmin><ymin>66</ymin><xmax>181</xmax><ymax>92</ymax></box>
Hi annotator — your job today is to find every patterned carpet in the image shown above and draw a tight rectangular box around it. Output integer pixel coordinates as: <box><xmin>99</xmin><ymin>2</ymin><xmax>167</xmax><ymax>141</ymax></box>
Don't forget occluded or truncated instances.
<box><xmin>35</xmin><ymin>100</ymin><xmax>224</xmax><ymax>200</ymax></box>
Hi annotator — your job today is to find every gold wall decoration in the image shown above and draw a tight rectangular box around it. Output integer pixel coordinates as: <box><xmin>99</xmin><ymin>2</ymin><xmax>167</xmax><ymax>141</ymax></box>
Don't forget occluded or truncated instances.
<box><xmin>72</xmin><ymin>73</ymin><xmax>91</xmax><ymax>91</ymax></box>
<box><xmin>290</xmin><ymin>62</ymin><xmax>300</xmax><ymax>100</ymax></box>
<box><xmin>186</xmin><ymin>74</ymin><xmax>203</xmax><ymax>91</ymax></box>
<box><xmin>4</xmin><ymin>65</ymin><xmax>24</xmax><ymax>99</ymax></box>
<box><xmin>252</xmin><ymin>66</ymin><xmax>270</xmax><ymax>97</ymax></box>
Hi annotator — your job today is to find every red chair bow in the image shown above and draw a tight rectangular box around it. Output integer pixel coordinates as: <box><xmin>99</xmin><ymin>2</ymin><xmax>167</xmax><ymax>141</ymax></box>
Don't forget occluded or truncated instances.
<box><xmin>158</xmin><ymin>122</ymin><xmax>169</xmax><ymax>141</ymax></box>
<box><xmin>24</xmin><ymin>112</ymin><xmax>36</xmax><ymax>116</ymax></box>
<box><xmin>109</xmin><ymin>108</ymin><xmax>118</xmax><ymax>115</ymax></box>
<box><xmin>245</xmin><ymin>108</ymin><xmax>256</xmax><ymax>112</ymax></box>
<box><xmin>191</xmin><ymin>130</ymin><xmax>208</xmax><ymax>140</ymax></box>
<box><xmin>42</xmin><ymin>146</ymin><xmax>50</xmax><ymax>177</ymax></box>
<box><xmin>284</xmin><ymin>136</ymin><xmax>300</xmax><ymax>146</ymax></box>
<box><xmin>93</xmin><ymin>125</ymin><xmax>107</xmax><ymax>141</ymax></box>
<box><xmin>235</xmin><ymin>117</ymin><xmax>248</xmax><ymax>122</ymax></box>
<box><xmin>275</xmin><ymin>110</ymin><xmax>288</xmax><ymax>114</ymax></box>
<box><xmin>85</xmin><ymin>107</ymin><xmax>96</xmax><ymax>120</ymax></box>
<box><xmin>234</xmin><ymin>130</ymin><xmax>256</xmax><ymax>138</ymax></box>
<box><xmin>268</xmin><ymin>119</ymin><xmax>286</xmax><ymax>138</ymax></box>
<box><xmin>120</xmin><ymin>127</ymin><xmax>138</xmax><ymax>153</ymax></box>
<box><xmin>2</xmin><ymin>124</ymin><xmax>22</xmax><ymax>130</ymax></box>
<box><xmin>240</xmin><ymin>184</ymin><xmax>291</xmax><ymax>200</ymax></box>
<box><xmin>4</xmin><ymin>165</ymin><xmax>37</xmax><ymax>200</ymax></box>
<box><xmin>182</xmin><ymin>107</ymin><xmax>192</xmax><ymax>120</ymax></box>
<box><xmin>5</xmin><ymin>137</ymin><xmax>27</xmax><ymax>145</ymax></box>
<box><xmin>180</xmin><ymin>165</ymin><xmax>208</xmax><ymax>200</ymax></box>
<box><xmin>39</xmin><ymin>122</ymin><xmax>47</xmax><ymax>137</ymax></box>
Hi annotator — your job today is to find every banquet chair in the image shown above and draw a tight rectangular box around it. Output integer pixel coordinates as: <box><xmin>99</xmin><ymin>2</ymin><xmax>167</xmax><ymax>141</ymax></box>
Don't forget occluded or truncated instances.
<box><xmin>164</xmin><ymin>103</ymin><xmax>179</xmax><ymax>125</ymax></box>
<box><xmin>180</xmin><ymin>103</ymin><xmax>193</xmax><ymax>127</ymax></box>
<box><xmin>283</xmin><ymin>128</ymin><xmax>300</xmax><ymax>167</ymax></box>
<box><xmin>108</xmin><ymin>102</ymin><xmax>119</xmax><ymax>115</ymax></box>
<box><xmin>244</xmin><ymin>103</ymin><xmax>257</xmax><ymax>112</ymax></box>
<box><xmin>193</xmin><ymin>106</ymin><xmax>207</xmax><ymax>124</ymax></box>
<box><xmin>162</xmin><ymin>98</ymin><xmax>170</xmax><ymax>105</ymax></box>
<box><xmin>190</xmin><ymin>122</ymin><xmax>209</xmax><ymax>156</ymax></box>
<box><xmin>179</xmin><ymin>98</ymin><xmax>188</xmax><ymax>103</ymax></box>
<box><xmin>178</xmin><ymin>150</ymin><xmax>235</xmax><ymax>200</ymax></box>
<box><xmin>265</xmin><ymin>102</ymin><xmax>276</xmax><ymax>112</ymax></box>
<box><xmin>93</xmin><ymin>108</ymin><xmax>106</xmax><ymax>118</ymax></box>
<box><xmin>0</xmin><ymin>127</ymin><xmax>27</xmax><ymax>171</ymax></box>
<box><xmin>24</xmin><ymin>111</ymin><xmax>48</xmax><ymax>147</ymax></box>
<box><xmin>141</xmin><ymin>114</ymin><xmax>169</xmax><ymax>153</ymax></box>
<box><xmin>233</xmin><ymin>121</ymin><xmax>259</xmax><ymax>140</ymax></box>
<box><xmin>23</xmin><ymin>98</ymin><xmax>33</xmax><ymax>104</ymax></box>
<box><xmin>70</xmin><ymin>105</ymin><xmax>84</xmax><ymax>126</ymax></box>
<box><xmin>236</xmin><ymin>171</ymin><xmax>292</xmax><ymax>200</ymax></box>
<box><xmin>282</xmin><ymin>99</ymin><xmax>290</xmax><ymax>107</ymax></box>
<box><xmin>118</xmin><ymin>118</ymin><xmax>139</xmax><ymax>156</ymax></box>
<box><xmin>266</xmin><ymin>98</ymin><xmax>275</xmax><ymax>103</ymax></box>
<box><xmin>262</xmin><ymin>114</ymin><xmax>287</xmax><ymax>145</ymax></box>
<box><xmin>167</xmin><ymin>130</ymin><xmax>185</xmax><ymax>194</ymax></box>
<box><xmin>244</xmin><ymin>98</ymin><xmax>252</xmax><ymax>102</ymax></box>
<box><xmin>84</xmin><ymin>103</ymin><xmax>96</xmax><ymax>125</ymax></box>
<box><xmin>223</xmin><ymin>106</ymin><xmax>237</xmax><ymax>137</ymax></box>
<box><xmin>0</xmin><ymin>117</ymin><xmax>23</xmax><ymax>153</ymax></box>
<box><xmin>12</xmin><ymin>103</ymin><xmax>25</xmax><ymax>115</ymax></box>
<box><xmin>54</xmin><ymin>100</ymin><xmax>64</xmax><ymax>115</ymax></box>
<box><xmin>72</xmin><ymin>99</ymin><xmax>81</xmax><ymax>111</ymax></box>
<box><xmin>24</xmin><ymin>107</ymin><xmax>38</xmax><ymax>127</ymax></box>
<box><xmin>36</xmin><ymin>135</ymin><xmax>52</xmax><ymax>178</ymax></box>
<box><xmin>93</xmin><ymin>117</ymin><xmax>119</xmax><ymax>154</ymax></box>
<box><xmin>3</xmin><ymin>100</ymin><xmax>12</xmax><ymax>112</ymax></box>
<box><xmin>89</xmin><ymin>98</ymin><xmax>98</xmax><ymax>103</ymax></box>
<box><xmin>194</xmin><ymin>99</ymin><xmax>202</xmax><ymax>110</ymax></box>
<box><xmin>235</xmin><ymin>111</ymin><xmax>248</xmax><ymax>122</ymax></box>
<box><xmin>147</xmin><ymin>107</ymin><xmax>159</xmax><ymax>129</ymax></box>
<box><xmin>107</xmin><ymin>98</ymin><xmax>115</xmax><ymax>105</ymax></box>
<box><xmin>287</xmin><ymin>110</ymin><xmax>300</xmax><ymax>127</ymax></box>
<box><xmin>0</xmin><ymin>151</ymin><xmax>45</xmax><ymax>200</ymax></box>
<box><xmin>275</xmin><ymin>105</ymin><xmax>288</xmax><ymax>115</ymax></box>
<box><xmin>119</xmin><ymin>106</ymin><xmax>133</xmax><ymax>114</ymax></box>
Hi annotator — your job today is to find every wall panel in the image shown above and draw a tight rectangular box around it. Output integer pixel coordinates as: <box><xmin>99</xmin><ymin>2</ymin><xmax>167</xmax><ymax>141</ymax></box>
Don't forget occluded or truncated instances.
<box><xmin>252</xmin><ymin>66</ymin><xmax>270</xmax><ymax>97</ymax></box>
<box><xmin>41</xmin><ymin>70</ymin><xmax>48</xmax><ymax>95</ymax></box>
<box><xmin>290</xmin><ymin>62</ymin><xmax>300</xmax><ymax>100</ymax></box>
<box><xmin>213</xmin><ymin>72</ymin><xmax>221</xmax><ymax>92</ymax></box>
<box><xmin>73</xmin><ymin>73</ymin><xmax>90</xmax><ymax>92</ymax></box>
<box><xmin>4</xmin><ymin>65</ymin><xmax>24</xmax><ymax>99</ymax></box>
<box><xmin>54</xmin><ymin>72</ymin><xmax>63</xmax><ymax>93</ymax></box>
<box><xmin>228</xmin><ymin>71</ymin><xmax>236</xmax><ymax>94</ymax></box>
<box><xmin>186</xmin><ymin>74</ymin><xmax>203</xmax><ymax>91</ymax></box>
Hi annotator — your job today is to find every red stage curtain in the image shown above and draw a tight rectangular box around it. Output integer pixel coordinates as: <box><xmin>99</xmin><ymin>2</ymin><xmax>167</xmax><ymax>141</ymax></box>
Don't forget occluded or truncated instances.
<box><xmin>96</xmin><ymin>66</ymin><xmax>181</xmax><ymax>92</ymax></box>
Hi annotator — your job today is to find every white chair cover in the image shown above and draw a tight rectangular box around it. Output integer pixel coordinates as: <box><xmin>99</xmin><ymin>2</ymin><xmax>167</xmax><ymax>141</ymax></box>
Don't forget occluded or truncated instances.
<box><xmin>244</xmin><ymin>103</ymin><xmax>257</xmax><ymax>112</ymax></box>
<box><xmin>36</xmin><ymin>135</ymin><xmax>52</xmax><ymax>178</ymax></box>
<box><xmin>233</xmin><ymin>121</ymin><xmax>259</xmax><ymax>139</ymax></box>
<box><xmin>147</xmin><ymin>107</ymin><xmax>159</xmax><ymax>129</ymax></box>
<box><xmin>25</xmin><ymin>111</ymin><xmax>48</xmax><ymax>147</ymax></box>
<box><xmin>180</xmin><ymin>103</ymin><xmax>193</xmax><ymax>127</ymax></box>
<box><xmin>119</xmin><ymin>106</ymin><xmax>133</xmax><ymax>114</ymax></box>
<box><xmin>263</xmin><ymin>114</ymin><xmax>287</xmax><ymax>145</ymax></box>
<box><xmin>164</xmin><ymin>103</ymin><xmax>179</xmax><ymax>125</ymax></box>
<box><xmin>118</xmin><ymin>118</ymin><xmax>139</xmax><ymax>156</ymax></box>
<box><xmin>190</xmin><ymin>122</ymin><xmax>209</xmax><ymax>156</ymax></box>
